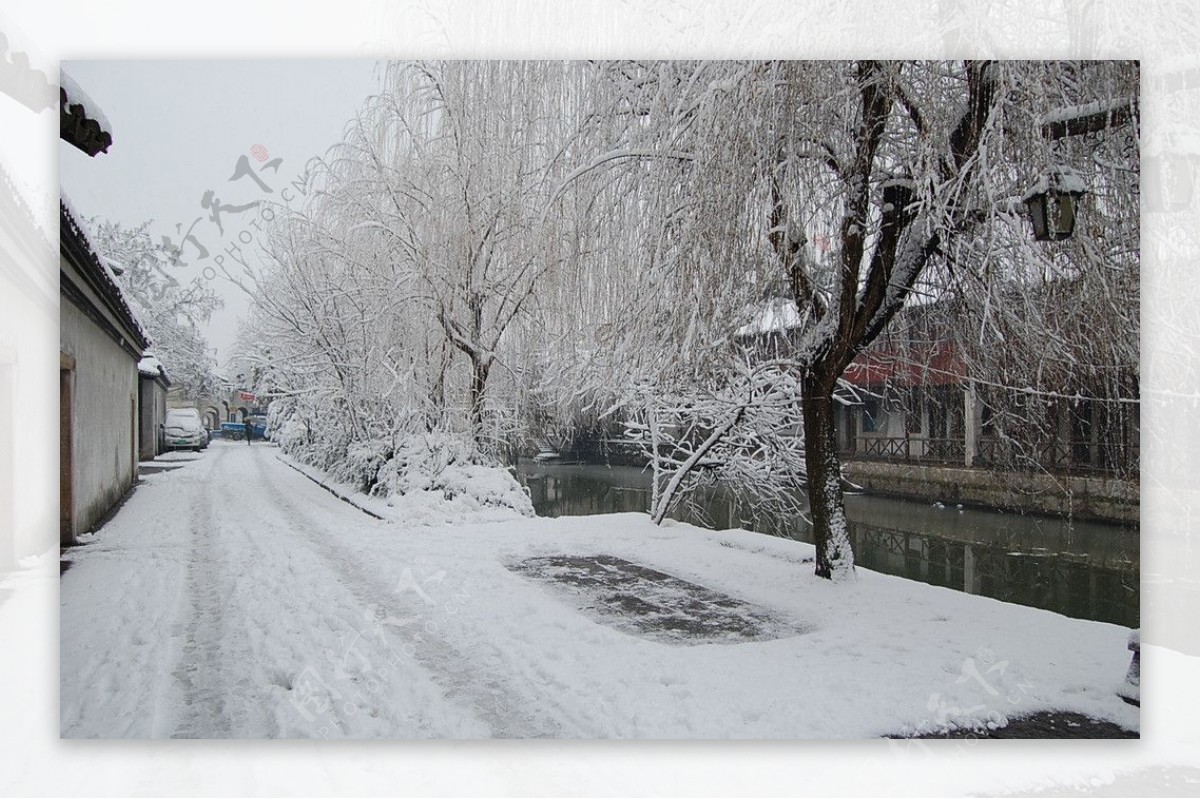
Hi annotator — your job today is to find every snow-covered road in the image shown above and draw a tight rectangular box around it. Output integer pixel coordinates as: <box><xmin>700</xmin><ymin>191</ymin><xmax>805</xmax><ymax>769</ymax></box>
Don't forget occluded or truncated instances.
<box><xmin>62</xmin><ymin>442</ymin><xmax>552</xmax><ymax>738</ymax></box>
<box><xmin>61</xmin><ymin>441</ymin><xmax>1140</xmax><ymax>739</ymax></box>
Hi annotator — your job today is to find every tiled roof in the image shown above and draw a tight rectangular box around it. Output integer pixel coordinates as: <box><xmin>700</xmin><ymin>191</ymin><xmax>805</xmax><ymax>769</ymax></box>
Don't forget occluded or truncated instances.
<box><xmin>59</xmin><ymin>70</ymin><xmax>113</xmax><ymax>156</ymax></box>
<box><xmin>60</xmin><ymin>197</ymin><xmax>150</xmax><ymax>352</ymax></box>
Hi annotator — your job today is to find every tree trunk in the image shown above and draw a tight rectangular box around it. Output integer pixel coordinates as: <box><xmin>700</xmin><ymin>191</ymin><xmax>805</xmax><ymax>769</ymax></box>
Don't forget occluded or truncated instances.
<box><xmin>469</xmin><ymin>357</ymin><xmax>491</xmax><ymax>452</ymax></box>
<box><xmin>802</xmin><ymin>374</ymin><xmax>855</xmax><ymax>581</ymax></box>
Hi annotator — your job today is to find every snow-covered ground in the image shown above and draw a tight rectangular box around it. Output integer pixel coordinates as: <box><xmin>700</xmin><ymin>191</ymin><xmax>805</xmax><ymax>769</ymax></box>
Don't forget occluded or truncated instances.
<box><xmin>59</xmin><ymin>441</ymin><xmax>1138</xmax><ymax>739</ymax></box>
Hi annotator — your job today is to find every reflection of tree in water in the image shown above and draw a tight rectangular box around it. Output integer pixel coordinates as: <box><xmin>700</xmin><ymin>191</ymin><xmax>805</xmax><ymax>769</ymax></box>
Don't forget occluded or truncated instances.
<box><xmin>848</xmin><ymin>521</ymin><xmax>1137</xmax><ymax>627</ymax></box>
<box><xmin>517</xmin><ymin>464</ymin><xmax>1138</xmax><ymax>627</ymax></box>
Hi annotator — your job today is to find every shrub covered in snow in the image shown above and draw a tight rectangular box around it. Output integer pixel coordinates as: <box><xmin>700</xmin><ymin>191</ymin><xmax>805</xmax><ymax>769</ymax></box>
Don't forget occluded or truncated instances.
<box><xmin>270</xmin><ymin>397</ymin><xmax>533</xmax><ymax>524</ymax></box>
<box><xmin>269</xmin><ymin>399</ymin><xmax>353</xmax><ymax>473</ymax></box>
<box><xmin>373</xmin><ymin>433</ymin><xmax>534</xmax><ymax>522</ymax></box>
<box><xmin>331</xmin><ymin>439</ymin><xmax>394</xmax><ymax>495</ymax></box>
<box><xmin>376</xmin><ymin>459</ymin><xmax>535</xmax><ymax>526</ymax></box>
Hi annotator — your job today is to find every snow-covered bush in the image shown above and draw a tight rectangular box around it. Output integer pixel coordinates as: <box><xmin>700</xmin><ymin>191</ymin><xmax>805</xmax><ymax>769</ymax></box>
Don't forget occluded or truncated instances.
<box><xmin>331</xmin><ymin>439</ymin><xmax>393</xmax><ymax>495</ymax></box>
<box><xmin>267</xmin><ymin>402</ymin><xmax>304</xmax><ymax>449</ymax></box>
<box><xmin>273</xmin><ymin>406</ymin><xmax>534</xmax><ymax>523</ymax></box>
<box><xmin>375</xmin><ymin>433</ymin><xmax>534</xmax><ymax>520</ymax></box>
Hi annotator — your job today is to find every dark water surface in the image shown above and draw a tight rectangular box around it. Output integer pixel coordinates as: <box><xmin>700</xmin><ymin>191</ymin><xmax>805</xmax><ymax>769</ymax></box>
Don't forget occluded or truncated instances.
<box><xmin>516</xmin><ymin>462</ymin><xmax>1139</xmax><ymax>627</ymax></box>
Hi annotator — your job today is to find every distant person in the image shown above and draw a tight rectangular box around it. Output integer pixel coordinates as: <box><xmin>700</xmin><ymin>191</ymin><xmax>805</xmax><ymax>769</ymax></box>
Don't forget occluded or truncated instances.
<box><xmin>245</xmin><ymin>416</ymin><xmax>252</xmax><ymax>445</ymax></box>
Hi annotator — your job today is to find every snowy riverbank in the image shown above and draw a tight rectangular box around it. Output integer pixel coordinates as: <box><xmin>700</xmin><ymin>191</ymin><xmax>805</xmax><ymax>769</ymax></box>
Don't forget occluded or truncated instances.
<box><xmin>59</xmin><ymin>442</ymin><xmax>1137</xmax><ymax>738</ymax></box>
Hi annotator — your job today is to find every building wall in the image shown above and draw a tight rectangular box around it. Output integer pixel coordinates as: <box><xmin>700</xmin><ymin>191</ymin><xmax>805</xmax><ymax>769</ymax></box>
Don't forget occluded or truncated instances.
<box><xmin>60</xmin><ymin>297</ymin><xmax>139</xmax><ymax>541</ymax></box>
<box><xmin>138</xmin><ymin>377</ymin><xmax>167</xmax><ymax>460</ymax></box>
<box><xmin>850</xmin><ymin>392</ymin><xmax>932</xmax><ymax>459</ymax></box>
<box><xmin>0</xmin><ymin>263</ymin><xmax>56</xmax><ymax>564</ymax></box>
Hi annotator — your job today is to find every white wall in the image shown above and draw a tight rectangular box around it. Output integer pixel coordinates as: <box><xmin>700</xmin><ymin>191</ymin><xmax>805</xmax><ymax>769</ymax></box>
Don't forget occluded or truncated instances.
<box><xmin>0</xmin><ymin>266</ymin><xmax>56</xmax><ymax>565</ymax></box>
<box><xmin>138</xmin><ymin>377</ymin><xmax>166</xmax><ymax>460</ymax></box>
<box><xmin>59</xmin><ymin>275</ymin><xmax>139</xmax><ymax>542</ymax></box>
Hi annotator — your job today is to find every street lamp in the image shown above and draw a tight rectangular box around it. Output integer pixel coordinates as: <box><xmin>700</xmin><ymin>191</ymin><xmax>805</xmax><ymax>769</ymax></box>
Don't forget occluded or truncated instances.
<box><xmin>1023</xmin><ymin>166</ymin><xmax>1087</xmax><ymax>241</ymax></box>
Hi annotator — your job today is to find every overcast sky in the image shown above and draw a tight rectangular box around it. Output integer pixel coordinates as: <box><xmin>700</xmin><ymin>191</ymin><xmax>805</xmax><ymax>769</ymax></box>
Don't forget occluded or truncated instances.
<box><xmin>59</xmin><ymin>59</ymin><xmax>382</xmax><ymax>364</ymax></box>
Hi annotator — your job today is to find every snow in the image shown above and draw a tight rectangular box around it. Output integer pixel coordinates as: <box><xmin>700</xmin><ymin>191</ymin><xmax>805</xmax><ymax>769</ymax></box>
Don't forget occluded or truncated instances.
<box><xmin>818</xmin><ymin>451</ymin><xmax>855</xmax><ymax>582</ymax></box>
<box><xmin>543</xmin><ymin>148</ymin><xmax>696</xmax><ymax>218</ymax></box>
<box><xmin>59</xmin><ymin>192</ymin><xmax>102</xmax><ymax>262</ymax></box>
<box><xmin>60</xmin><ymin>193</ymin><xmax>150</xmax><ymax>344</ymax></box>
<box><xmin>137</xmin><ymin>352</ymin><xmax>165</xmax><ymax>378</ymax></box>
<box><xmin>59</xmin><ymin>69</ymin><xmax>112</xmax><ymax>135</ymax></box>
<box><xmin>59</xmin><ymin>442</ymin><xmax>1138</xmax><ymax>739</ymax></box>
<box><xmin>272</xmin><ymin>426</ymin><xmax>536</xmax><ymax>527</ymax></box>
<box><xmin>280</xmin><ymin>452</ymin><xmax>534</xmax><ymax>527</ymax></box>
<box><xmin>1022</xmin><ymin>166</ymin><xmax>1088</xmax><ymax>200</ymax></box>
<box><xmin>1039</xmin><ymin>97</ymin><xmax>1134</xmax><ymax>128</ymax></box>
<box><xmin>735</xmin><ymin>296</ymin><xmax>803</xmax><ymax>337</ymax></box>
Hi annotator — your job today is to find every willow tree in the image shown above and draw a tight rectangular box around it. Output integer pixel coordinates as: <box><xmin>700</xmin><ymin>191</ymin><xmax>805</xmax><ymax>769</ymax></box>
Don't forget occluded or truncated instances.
<box><xmin>550</xmin><ymin>60</ymin><xmax>1138</xmax><ymax>580</ymax></box>
<box><xmin>357</xmin><ymin>61</ymin><xmax>594</xmax><ymax>453</ymax></box>
<box><xmin>785</xmin><ymin>60</ymin><xmax>1001</xmax><ymax>580</ymax></box>
<box><xmin>261</xmin><ymin>61</ymin><xmax>597</xmax><ymax>457</ymax></box>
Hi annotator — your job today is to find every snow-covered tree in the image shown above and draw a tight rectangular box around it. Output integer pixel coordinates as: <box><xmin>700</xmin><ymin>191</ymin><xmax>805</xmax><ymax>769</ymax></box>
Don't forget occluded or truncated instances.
<box><xmin>543</xmin><ymin>60</ymin><xmax>1138</xmax><ymax>580</ymax></box>
<box><xmin>247</xmin><ymin>60</ymin><xmax>1138</xmax><ymax>582</ymax></box>
<box><xmin>89</xmin><ymin>218</ymin><xmax>222</xmax><ymax>396</ymax></box>
<box><xmin>264</xmin><ymin>61</ymin><xmax>599</xmax><ymax>456</ymax></box>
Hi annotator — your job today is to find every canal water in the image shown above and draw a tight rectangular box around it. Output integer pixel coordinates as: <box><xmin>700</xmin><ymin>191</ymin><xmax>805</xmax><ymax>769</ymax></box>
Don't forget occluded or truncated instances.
<box><xmin>515</xmin><ymin>461</ymin><xmax>1139</xmax><ymax>628</ymax></box>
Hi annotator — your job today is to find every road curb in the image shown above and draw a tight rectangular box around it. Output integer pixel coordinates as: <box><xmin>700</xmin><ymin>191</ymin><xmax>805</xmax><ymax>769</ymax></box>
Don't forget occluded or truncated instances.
<box><xmin>274</xmin><ymin>455</ymin><xmax>386</xmax><ymax>520</ymax></box>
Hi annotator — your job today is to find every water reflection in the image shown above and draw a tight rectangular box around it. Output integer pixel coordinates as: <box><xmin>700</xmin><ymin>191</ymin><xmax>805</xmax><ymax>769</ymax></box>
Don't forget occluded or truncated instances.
<box><xmin>516</xmin><ymin>462</ymin><xmax>1139</xmax><ymax>627</ymax></box>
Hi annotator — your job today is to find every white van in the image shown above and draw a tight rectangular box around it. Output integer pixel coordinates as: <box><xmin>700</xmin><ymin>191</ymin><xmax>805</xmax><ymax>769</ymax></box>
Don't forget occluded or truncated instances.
<box><xmin>164</xmin><ymin>408</ymin><xmax>206</xmax><ymax>451</ymax></box>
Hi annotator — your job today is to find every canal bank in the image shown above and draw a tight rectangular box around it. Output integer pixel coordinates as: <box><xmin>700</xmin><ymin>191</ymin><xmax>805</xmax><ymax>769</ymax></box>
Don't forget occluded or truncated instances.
<box><xmin>843</xmin><ymin>459</ymin><xmax>1139</xmax><ymax>525</ymax></box>
<box><xmin>516</xmin><ymin>461</ymin><xmax>1139</xmax><ymax>628</ymax></box>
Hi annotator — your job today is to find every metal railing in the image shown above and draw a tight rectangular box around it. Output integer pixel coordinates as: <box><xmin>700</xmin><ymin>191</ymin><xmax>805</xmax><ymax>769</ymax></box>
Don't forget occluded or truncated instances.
<box><xmin>976</xmin><ymin>438</ymin><xmax>1139</xmax><ymax>478</ymax></box>
<box><xmin>853</xmin><ymin>436</ymin><xmax>966</xmax><ymax>465</ymax></box>
<box><xmin>851</xmin><ymin>435</ymin><xmax>1138</xmax><ymax>477</ymax></box>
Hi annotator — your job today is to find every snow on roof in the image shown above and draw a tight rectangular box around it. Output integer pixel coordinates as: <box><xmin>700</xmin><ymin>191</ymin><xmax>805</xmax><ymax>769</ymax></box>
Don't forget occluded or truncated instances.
<box><xmin>138</xmin><ymin>353</ymin><xmax>167</xmax><ymax>379</ymax></box>
<box><xmin>0</xmin><ymin>27</ymin><xmax>56</xmax><ymax>113</ymax></box>
<box><xmin>60</xmin><ymin>193</ymin><xmax>150</xmax><ymax>347</ymax></box>
<box><xmin>59</xmin><ymin>69</ymin><xmax>113</xmax><ymax>156</ymax></box>
<box><xmin>1021</xmin><ymin>166</ymin><xmax>1088</xmax><ymax>201</ymax></box>
<box><xmin>59</xmin><ymin>69</ymin><xmax>111</xmax><ymax>134</ymax></box>
<box><xmin>0</xmin><ymin>160</ymin><xmax>52</xmax><ymax>254</ymax></box>
<box><xmin>60</xmin><ymin>192</ymin><xmax>104</xmax><ymax>263</ymax></box>
<box><xmin>735</xmin><ymin>297</ymin><xmax>803</xmax><ymax>337</ymax></box>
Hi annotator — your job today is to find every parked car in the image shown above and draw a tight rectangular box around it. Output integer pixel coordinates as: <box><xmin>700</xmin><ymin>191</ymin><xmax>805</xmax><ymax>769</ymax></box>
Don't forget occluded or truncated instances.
<box><xmin>164</xmin><ymin>408</ymin><xmax>206</xmax><ymax>452</ymax></box>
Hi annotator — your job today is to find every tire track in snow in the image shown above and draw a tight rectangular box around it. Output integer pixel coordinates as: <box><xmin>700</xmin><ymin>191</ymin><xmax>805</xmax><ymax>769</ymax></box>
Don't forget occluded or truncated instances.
<box><xmin>169</xmin><ymin>446</ymin><xmax>234</xmax><ymax>738</ymax></box>
<box><xmin>168</xmin><ymin>445</ymin><xmax>287</xmax><ymax>737</ymax></box>
<box><xmin>250</xmin><ymin>448</ymin><xmax>568</xmax><ymax>738</ymax></box>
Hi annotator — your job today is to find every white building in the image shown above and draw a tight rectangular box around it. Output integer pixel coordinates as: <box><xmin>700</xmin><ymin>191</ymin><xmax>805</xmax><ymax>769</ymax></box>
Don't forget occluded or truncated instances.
<box><xmin>59</xmin><ymin>71</ymin><xmax>148</xmax><ymax>545</ymax></box>
<box><xmin>60</xmin><ymin>201</ymin><xmax>150</xmax><ymax>544</ymax></box>
<box><xmin>137</xmin><ymin>353</ymin><xmax>171</xmax><ymax>461</ymax></box>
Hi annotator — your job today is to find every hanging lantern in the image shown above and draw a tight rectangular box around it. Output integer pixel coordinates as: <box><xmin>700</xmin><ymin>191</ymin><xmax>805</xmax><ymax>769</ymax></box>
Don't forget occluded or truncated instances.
<box><xmin>1023</xmin><ymin>166</ymin><xmax>1087</xmax><ymax>241</ymax></box>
